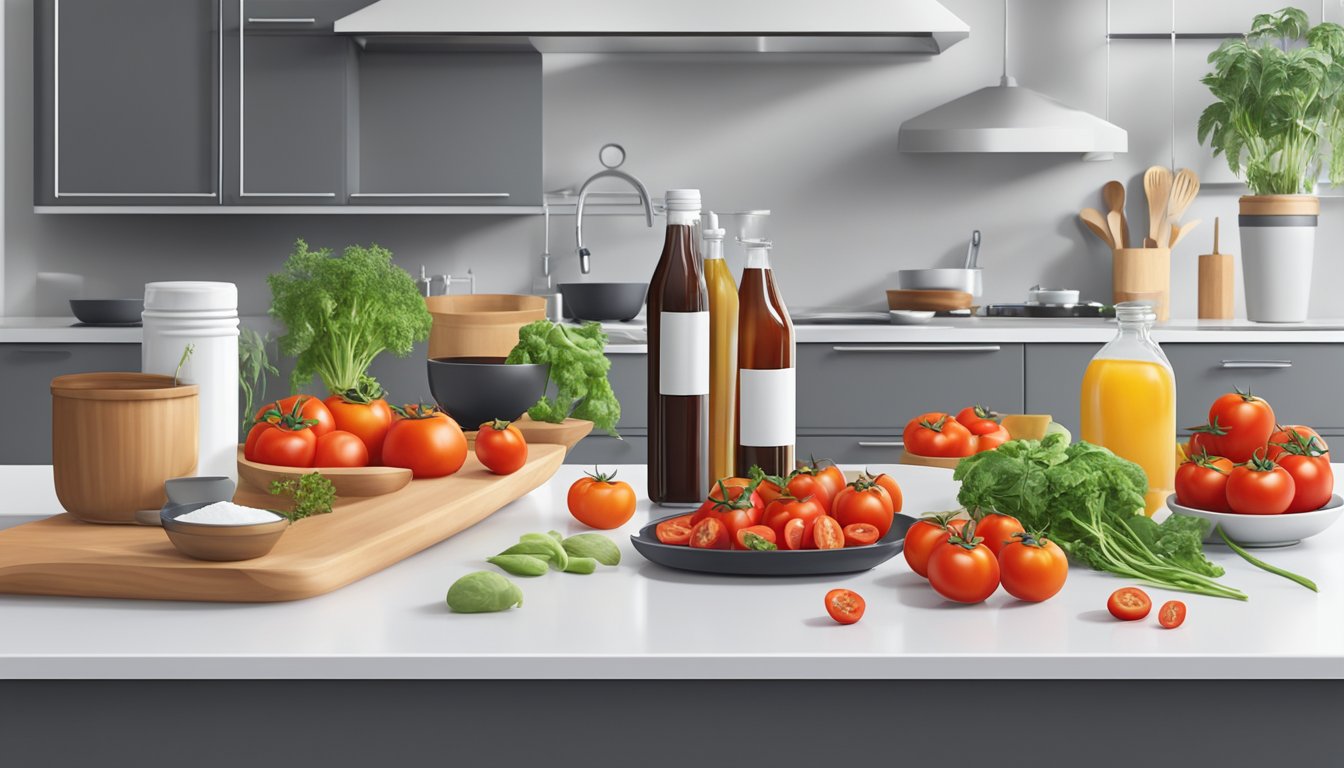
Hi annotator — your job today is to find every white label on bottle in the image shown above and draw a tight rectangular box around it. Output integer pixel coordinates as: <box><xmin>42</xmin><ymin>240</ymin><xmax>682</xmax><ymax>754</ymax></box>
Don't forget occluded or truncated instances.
<box><xmin>659</xmin><ymin>311</ymin><xmax>710</xmax><ymax>396</ymax></box>
<box><xmin>739</xmin><ymin>368</ymin><xmax>795</xmax><ymax>447</ymax></box>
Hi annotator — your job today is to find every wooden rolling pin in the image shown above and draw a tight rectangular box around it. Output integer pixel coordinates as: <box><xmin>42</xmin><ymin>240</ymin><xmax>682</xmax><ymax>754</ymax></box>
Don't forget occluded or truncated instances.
<box><xmin>1198</xmin><ymin>218</ymin><xmax>1234</xmax><ymax>320</ymax></box>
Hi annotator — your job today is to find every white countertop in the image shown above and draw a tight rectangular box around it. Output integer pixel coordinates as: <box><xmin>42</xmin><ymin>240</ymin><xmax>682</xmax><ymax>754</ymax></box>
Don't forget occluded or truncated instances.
<box><xmin>2</xmin><ymin>462</ymin><xmax>1341</xmax><ymax>680</ymax></box>
<box><xmin>10</xmin><ymin>315</ymin><xmax>1344</xmax><ymax>347</ymax></box>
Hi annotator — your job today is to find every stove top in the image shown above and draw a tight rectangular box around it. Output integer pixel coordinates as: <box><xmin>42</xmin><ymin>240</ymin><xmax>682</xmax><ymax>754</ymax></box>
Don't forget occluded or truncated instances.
<box><xmin>985</xmin><ymin>302</ymin><xmax>1111</xmax><ymax>319</ymax></box>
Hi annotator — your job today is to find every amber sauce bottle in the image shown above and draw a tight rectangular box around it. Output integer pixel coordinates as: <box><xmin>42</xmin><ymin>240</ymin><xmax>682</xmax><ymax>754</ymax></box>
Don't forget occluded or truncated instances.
<box><xmin>648</xmin><ymin>189</ymin><xmax>709</xmax><ymax>505</ymax></box>
<box><xmin>736</xmin><ymin>239</ymin><xmax>795</xmax><ymax>477</ymax></box>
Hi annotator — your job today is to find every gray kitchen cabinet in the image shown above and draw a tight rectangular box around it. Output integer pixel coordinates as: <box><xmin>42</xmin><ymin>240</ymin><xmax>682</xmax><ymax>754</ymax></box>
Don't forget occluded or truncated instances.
<box><xmin>352</xmin><ymin>49</ymin><xmax>543</xmax><ymax>206</ymax></box>
<box><xmin>2</xmin><ymin>344</ymin><xmax>141</xmax><ymax>464</ymax></box>
<box><xmin>567</xmin><ymin>434</ymin><xmax>648</xmax><ymax>466</ymax></box>
<box><xmin>1023</xmin><ymin>344</ymin><xmax>1094</xmax><ymax>436</ymax></box>
<box><xmin>796</xmin><ymin>433</ymin><xmax>907</xmax><ymax>466</ymax></box>
<box><xmin>35</xmin><ymin>0</ymin><xmax>221</xmax><ymax>206</ymax></box>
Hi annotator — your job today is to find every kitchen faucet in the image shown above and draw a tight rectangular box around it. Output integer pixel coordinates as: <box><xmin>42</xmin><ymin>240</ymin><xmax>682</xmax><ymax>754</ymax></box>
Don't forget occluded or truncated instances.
<box><xmin>574</xmin><ymin>168</ymin><xmax>654</xmax><ymax>275</ymax></box>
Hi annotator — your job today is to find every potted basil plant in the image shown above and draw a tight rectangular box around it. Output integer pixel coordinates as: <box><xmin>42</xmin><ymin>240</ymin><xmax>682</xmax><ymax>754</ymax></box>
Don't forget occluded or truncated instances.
<box><xmin>1197</xmin><ymin>8</ymin><xmax>1344</xmax><ymax>322</ymax></box>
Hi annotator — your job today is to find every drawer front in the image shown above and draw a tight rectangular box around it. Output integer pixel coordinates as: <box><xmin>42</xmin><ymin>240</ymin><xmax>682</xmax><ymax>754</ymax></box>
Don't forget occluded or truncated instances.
<box><xmin>1</xmin><ymin>343</ymin><xmax>141</xmax><ymax>464</ymax></box>
<box><xmin>796</xmin><ymin>344</ymin><xmax>1025</xmax><ymax>430</ymax></box>
<box><xmin>797</xmin><ymin>434</ymin><xmax>907</xmax><ymax>466</ymax></box>
<box><xmin>1023</xmin><ymin>344</ymin><xmax>1095</xmax><ymax>436</ymax></box>
<box><xmin>565</xmin><ymin>434</ymin><xmax>648</xmax><ymax>466</ymax></box>
<box><xmin>1166</xmin><ymin>344</ymin><xmax>1344</xmax><ymax>432</ymax></box>
<box><xmin>608</xmin><ymin>354</ymin><xmax>647</xmax><ymax>430</ymax></box>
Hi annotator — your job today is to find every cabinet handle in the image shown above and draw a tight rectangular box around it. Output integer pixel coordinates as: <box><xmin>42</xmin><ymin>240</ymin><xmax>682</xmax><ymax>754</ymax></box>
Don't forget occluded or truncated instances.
<box><xmin>246</xmin><ymin>17</ymin><xmax>317</xmax><ymax>24</ymax></box>
<box><xmin>1220</xmin><ymin>360</ymin><xmax>1292</xmax><ymax>369</ymax></box>
<box><xmin>7</xmin><ymin>349</ymin><xmax>73</xmax><ymax>361</ymax></box>
<box><xmin>348</xmin><ymin>193</ymin><xmax>512</xmax><ymax>199</ymax></box>
<box><xmin>857</xmin><ymin>441</ymin><xmax>905</xmax><ymax>448</ymax></box>
<box><xmin>831</xmin><ymin>345</ymin><xmax>1002</xmax><ymax>353</ymax></box>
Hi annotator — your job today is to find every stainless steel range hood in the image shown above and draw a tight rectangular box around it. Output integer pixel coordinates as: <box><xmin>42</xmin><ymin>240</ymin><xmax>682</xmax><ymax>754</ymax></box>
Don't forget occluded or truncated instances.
<box><xmin>333</xmin><ymin>0</ymin><xmax>970</xmax><ymax>54</ymax></box>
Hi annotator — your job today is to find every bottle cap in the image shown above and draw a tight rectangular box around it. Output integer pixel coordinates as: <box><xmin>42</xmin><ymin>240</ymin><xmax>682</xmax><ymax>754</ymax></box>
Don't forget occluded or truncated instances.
<box><xmin>702</xmin><ymin>211</ymin><xmax>725</xmax><ymax>240</ymax></box>
<box><xmin>664</xmin><ymin>189</ymin><xmax>701</xmax><ymax>212</ymax></box>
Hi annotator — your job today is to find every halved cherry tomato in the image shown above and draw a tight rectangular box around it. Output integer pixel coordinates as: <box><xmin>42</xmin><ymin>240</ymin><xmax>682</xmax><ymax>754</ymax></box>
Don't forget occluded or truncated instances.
<box><xmin>655</xmin><ymin>514</ymin><xmax>694</xmax><ymax>546</ymax></box>
<box><xmin>831</xmin><ymin>477</ymin><xmax>894</xmax><ymax>537</ymax></box>
<box><xmin>695</xmin><ymin>480</ymin><xmax>766</xmax><ymax>548</ymax></box>
<box><xmin>1158</xmin><ymin>600</ymin><xmax>1187</xmax><ymax>629</ymax></box>
<box><xmin>781</xmin><ymin>517</ymin><xmax>808</xmax><ymax>551</ymax></box>
<box><xmin>824</xmin><ymin>589</ymin><xmax>865</xmax><ymax>625</ymax></box>
<box><xmin>973</xmin><ymin>511</ymin><xmax>1024</xmax><ymax>557</ymax></box>
<box><xmin>763</xmin><ymin>495</ymin><xmax>826</xmax><ymax>545</ymax></box>
<box><xmin>689</xmin><ymin>517</ymin><xmax>731</xmax><ymax>550</ymax></box>
<box><xmin>735</xmin><ymin>524</ymin><xmax>777</xmax><ymax>551</ymax></box>
<box><xmin>1107</xmin><ymin>587</ymin><xmax>1152</xmax><ymax>621</ymax></box>
<box><xmin>902</xmin><ymin>515</ymin><xmax>967</xmax><ymax>578</ymax></box>
<box><xmin>868</xmin><ymin>471</ymin><xmax>904</xmax><ymax>514</ymax></box>
<box><xmin>808</xmin><ymin>515</ymin><xmax>844</xmax><ymax>550</ymax></box>
<box><xmin>842</xmin><ymin>523</ymin><xmax>880</xmax><ymax>547</ymax></box>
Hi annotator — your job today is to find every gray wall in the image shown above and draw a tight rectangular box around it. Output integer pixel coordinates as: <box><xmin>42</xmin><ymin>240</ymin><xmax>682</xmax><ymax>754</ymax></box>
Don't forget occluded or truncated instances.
<box><xmin>5</xmin><ymin>0</ymin><xmax>1342</xmax><ymax>319</ymax></box>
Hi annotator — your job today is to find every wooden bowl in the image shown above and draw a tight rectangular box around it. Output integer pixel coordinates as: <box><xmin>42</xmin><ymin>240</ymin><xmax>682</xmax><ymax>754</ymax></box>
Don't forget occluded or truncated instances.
<box><xmin>886</xmin><ymin>289</ymin><xmax>973</xmax><ymax>312</ymax></box>
<box><xmin>898</xmin><ymin>450</ymin><xmax>966</xmax><ymax>471</ymax></box>
<box><xmin>426</xmin><ymin>294</ymin><xmax>547</xmax><ymax>359</ymax></box>
<box><xmin>161</xmin><ymin>502</ymin><xmax>290</xmax><ymax>561</ymax></box>
<box><xmin>236</xmin><ymin>447</ymin><xmax>413</xmax><ymax>498</ymax></box>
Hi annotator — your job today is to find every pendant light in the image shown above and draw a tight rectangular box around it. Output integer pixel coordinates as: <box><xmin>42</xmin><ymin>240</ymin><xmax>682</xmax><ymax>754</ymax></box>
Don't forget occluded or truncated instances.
<box><xmin>898</xmin><ymin>0</ymin><xmax>1126</xmax><ymax>157</ymax></box>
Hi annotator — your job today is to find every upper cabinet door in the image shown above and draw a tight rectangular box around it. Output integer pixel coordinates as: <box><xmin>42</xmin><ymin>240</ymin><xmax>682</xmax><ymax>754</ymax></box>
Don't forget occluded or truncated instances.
<box><xmin>36</xmin><ymin>0</ymin><xmax>221</xmax><ymax>205</ymax></box>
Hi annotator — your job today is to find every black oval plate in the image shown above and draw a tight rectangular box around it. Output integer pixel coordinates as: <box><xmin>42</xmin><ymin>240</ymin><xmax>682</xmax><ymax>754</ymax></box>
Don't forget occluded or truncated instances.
<box><xmin>631</xmin><ymin>514</ymin><xmax>915</xmax><ymax>576</ymax></box>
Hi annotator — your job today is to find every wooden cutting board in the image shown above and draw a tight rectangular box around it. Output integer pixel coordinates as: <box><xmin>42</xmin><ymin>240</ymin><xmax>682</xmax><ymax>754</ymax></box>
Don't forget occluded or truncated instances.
<box><xmin>0</xmin><ymin>444</ymin><xmax>565</xmax><ymax>603</ymax></box>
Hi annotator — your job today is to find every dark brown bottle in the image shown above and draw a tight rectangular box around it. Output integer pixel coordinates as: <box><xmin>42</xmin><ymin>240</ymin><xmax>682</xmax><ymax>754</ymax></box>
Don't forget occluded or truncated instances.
<box><xmin>648</xmin><ymin>189</ymin><xmax>709</xmax><ymax>505</ymax></box>
<box><xmin>736</xmin><ymin>239</ymin><xmax>794</xmax><ymax>477</ymax></box>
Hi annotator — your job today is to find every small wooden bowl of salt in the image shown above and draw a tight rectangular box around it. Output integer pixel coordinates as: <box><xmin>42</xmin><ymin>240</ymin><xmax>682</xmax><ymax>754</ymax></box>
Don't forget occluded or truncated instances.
<box><xmin>160</xmin><ymin>501</ymin><xmax>289</xmax><ymax>561</ymax></box>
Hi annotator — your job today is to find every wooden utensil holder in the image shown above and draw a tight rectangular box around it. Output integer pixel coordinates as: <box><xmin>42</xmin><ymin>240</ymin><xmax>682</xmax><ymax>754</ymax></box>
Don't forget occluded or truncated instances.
<box><xmin>1113</xmin><ymin>248</ymin><xmax>1171</xmax><ymax>322</ymax></box>
<box><xmin>1198</xmin><ymin>252</ymin><xmax>1234</xmax><ymax>319</ymax></box>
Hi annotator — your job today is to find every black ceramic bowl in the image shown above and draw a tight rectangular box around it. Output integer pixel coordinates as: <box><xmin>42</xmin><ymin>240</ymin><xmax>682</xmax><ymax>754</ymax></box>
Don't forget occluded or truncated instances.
<box><xmin>427</xmin><ymin>356</ymin><xmax>551</xmax><ymax>429</ymax></box>
<box><xmin>559</xmin><ymin>282</ymin><xmax>647</xmax><ymax>322</ymax></box>
<box><xmin>69</xmin><ymin>298</ymin><xmax>143</xmax><ymax>325</ymax></box>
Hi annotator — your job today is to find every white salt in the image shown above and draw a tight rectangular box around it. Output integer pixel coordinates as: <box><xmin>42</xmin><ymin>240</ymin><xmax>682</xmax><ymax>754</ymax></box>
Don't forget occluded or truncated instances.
<box><xmin>176</xmin><ymin>501</ymin><xmax>282</xmax><ymax>526</ymax></box>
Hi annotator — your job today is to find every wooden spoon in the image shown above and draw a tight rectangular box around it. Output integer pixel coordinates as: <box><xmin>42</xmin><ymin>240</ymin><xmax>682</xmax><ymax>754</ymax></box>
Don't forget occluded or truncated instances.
<box><xmin>1213</xmin><ymin>216</ymin><xmax>1221</xmax><ymax>254</ymax></box>
<box><xmin>1079</xmin><ymin>208</ymin><xmax>1114</xmax><ymax>248</ymax></box>
<box><xmin>1144</xmin><ymin>166</ymin><xmax>1172</xmax><ymax>246</ymax></box>
<box><xmin>1102</xmin><ymin>180</ymin><xmax>1129</xmax><ymax>248</ymax></box>
<box><xmin>1161</xmin><ymin>168</ymin><xmax>1201</xmax><ymax>246</ymax></box>
<box><xmin>1170</xmin><ymin>218</ymin><xmax>1202</xmax><ymax>248</ymax></box>
<box><xmin>1108</xmin><ymin>211</ymin><xmax>1126</xmax><ymax>250</ymax></box>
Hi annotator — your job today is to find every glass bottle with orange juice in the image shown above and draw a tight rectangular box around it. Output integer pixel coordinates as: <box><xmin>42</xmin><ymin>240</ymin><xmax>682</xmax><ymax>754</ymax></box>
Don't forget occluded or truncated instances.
<box><xmin>1080</xmin><ymin>302</ymin><xmax>1176</xmax><ymax>516</ymax></box>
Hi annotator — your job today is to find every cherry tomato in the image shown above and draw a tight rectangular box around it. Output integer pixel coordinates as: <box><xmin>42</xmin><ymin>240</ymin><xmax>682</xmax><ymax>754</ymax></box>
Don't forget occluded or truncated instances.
<box><xmin>824</xmin><ymin>589</ymin><xmax>865</xmax><ymax>625</ymax></box>
<box><xmin>903</xmin><ymin>516</ymin><xmax>967</xmax><ymax>578</ymax></box>
<box><xmin>313</xmin><ymin>430</ymin><xmax>369</xmax><ymax>468</ymax></box>
<box><xmin>655</xmin><ymin>514</ymin><xmax>694</xmax><ymax>546</ymax></box>
<box><xmin>1185</xmin><ymin>428</ymin><xmax>1222</xmax><ymax>461</ymax></box>
<box><xmin>972</xmin><ymin>511</ymin><xmax>1024</xmax><ymax>557</ymax></box>
<box><xmin>1158</xmin><ymin>600</ymin><xmax>1187</xmax><ymax>629</ymax></box>
<box><xmin>781</xmin><ymin>517</ymin><xmax>808</xmax><ymax>551</ymax></box>
<box><xmin>381</xmin><ymin>405</ymin><xmax>467</xmax><ymax>479</ymax></box>
<box><xmin>255</xmin><ymin>395</ymin><xmax>334</xmax><ymax>439</ymax></box>
<box><xmin>808</xmin><ymin>515</ymin><xmax>844</xmax><ymax>550</ymax></box>
<box><xmin>831</xmin><ymin>478</ymin><xmax>895</xmax><ymax>538</ymax></box>
<box><xmin>248</xmin><ymin>422</ymin><xmax>317</xmax><ymax>467</ymax></box>
<box><xmin>763</xmin><ymin>495</ymin><xmax>826</xmax><ymax>546</ymax></box>
<box><xmin>842</xmin><ymin>523</ymin><xmax>880</xmax><ymax>547</ymax></box>
<box><xmin>695</xmin><ymin>480</ymin><xmax>767</xmax><ymax>548</ymax></box>
<box><xmin>1106</xmin><ymin>587</ymin><xmax>1152</xmax><ymax>621</ymax></box>
<box><xmin>568</xmin><ymin>468</ymin><xmax>637</xmax><ymax>530</ymax></box>
<box><xmin>735</xmin><ymin>524</ymin><xmax>778</xmax><ymax>550</ymax></box>
<box><xmin>475</xmin><ymin>419</ymin><xmax>528</xmax><ymax>475</ymax></box>
<box><xmin>927</xmin><ymin>534</ymin><xmax>1000</xmax><ymax>604</ymax></box>
<box><xmin>796</xmin><ymin>457</ymin><xmax>849</xmax><ymax>503</ymax></box>
<box><xmin>1226</xmin><ymin>456</ymin><xmax>1296</xmax><ymax>515</ymax></box>
<box><xmin>324</xmin><ymin>394</ymin><xmax>393</xmax><ymax>465</ymax></box>
<box><xmin>903</xmin><ymin>413</ymin><xmax>975</xmax><ymax>458</ymax></box>
<box><xmin>1278</xmin><ymin>454</ymin><xmax>1334</xmax><ymax>514</ymax></box>
<box><xmin>973</xmin><ymin>425</ymin><xmax>1011</xmax><ymax>452</ymax></box>
<box><xmin>1205</xmin><ymin>389</ymin><xmax>1276</xmax><ymax>463</ymax></box>
<box><xmin>997</xmin><ymin>533</ymin><xmax>1068</xmax><ymax>602</ymax></box>
<box><xmin>1175</xmin><ymin>454</ymin><xmax>1234</xmax><ymax>512</ymax></box>
<box><xmin>689</xmin><ymin>517</ymin><xmax>731</xmax><ymax>550</ymax></box>
<box><xmin>1267</xmin><ymin>425</ymin><xmax>1329</xmax><ymax>462</ymax></box>
<box><xmin>868</xmin><ymin>471</ymin><xmax>904</xmax><ymax>513</ymax></box>
<box><xmin>955</xmin><ymin>405</ymin><xmax>1000</xmax><ymax>435</ymax></box>
<box><xmin>781</xmin><ymin>468</ymin><xmax>834</xmax><ymax>512</ymax></box>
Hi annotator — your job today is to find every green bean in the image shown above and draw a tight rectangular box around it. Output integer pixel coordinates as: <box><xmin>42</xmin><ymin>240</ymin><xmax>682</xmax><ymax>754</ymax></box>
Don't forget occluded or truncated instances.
<box><xmin>1219</xmin><ymin>527</ymin><xmax>1318</xmax><ymax>592</ymax></box>
<box><xmin>487</xmin><ymin>554</ymin><xmax>550</xmax><ymax>577</ymax></box>
<box><xmin>562</xmin><ymin>557</ymin><xmax>598</xmax><ymax>575</ymax></box>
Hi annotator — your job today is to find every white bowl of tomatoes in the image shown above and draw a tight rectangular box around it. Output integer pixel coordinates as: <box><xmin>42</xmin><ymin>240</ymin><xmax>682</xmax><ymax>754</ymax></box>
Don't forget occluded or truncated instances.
<box><xmin>1167</xmin><ymin>493</ymin><xmax>1343</xmax><ymax>548</ymax></box>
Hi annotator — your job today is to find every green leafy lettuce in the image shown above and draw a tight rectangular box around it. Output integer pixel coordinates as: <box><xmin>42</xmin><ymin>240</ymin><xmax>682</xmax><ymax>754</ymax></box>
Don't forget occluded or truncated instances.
<box><xmin>506</xmin><ymin>320</ymin><xmax>621</xmax><ymax>437</ymax></box>
<box><xmin>954</xmin><ymin>434</ymin><xmax>1245</xmax><ymax>600</ymax></box>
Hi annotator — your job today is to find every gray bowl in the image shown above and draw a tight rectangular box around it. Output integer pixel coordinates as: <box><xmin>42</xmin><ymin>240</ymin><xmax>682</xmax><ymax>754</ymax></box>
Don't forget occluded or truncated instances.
<box><xmin>427</xmin><ymin>356</ymin><xmax>551</xmax><ymax>429</ymax></box>
<box><xmin>136</xmin><ymin>476</ymin><xmax>239</xmax><ymax>526</ymax></box>
<box><xmin>69</xmin><ymin>298</ymin><xmax>144</xmax><ymax>325</ymax></box>
<box><xmin>559</xmin><ymin>282</ymin><xmax>647</xmax><ymax>322</ymax></box>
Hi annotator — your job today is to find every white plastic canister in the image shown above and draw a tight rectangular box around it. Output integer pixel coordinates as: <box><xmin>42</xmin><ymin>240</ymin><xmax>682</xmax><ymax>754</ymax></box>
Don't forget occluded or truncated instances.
<box><xmin>142</xmin><ymin>282</ymin><xmax>239</xmax><ymax>481</ymax></box>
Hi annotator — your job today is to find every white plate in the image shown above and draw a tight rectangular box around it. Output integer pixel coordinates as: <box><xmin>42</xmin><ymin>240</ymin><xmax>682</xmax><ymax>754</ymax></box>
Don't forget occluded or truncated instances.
<box><xmin>1166</xmin><ymin>493</ymin><xmax>1344</xmax><ymax>548</ymax></box>
<box><xmin>889</xmin><ymin>310</ymin><xmax>936</xmax><ymax>325</ymax></box>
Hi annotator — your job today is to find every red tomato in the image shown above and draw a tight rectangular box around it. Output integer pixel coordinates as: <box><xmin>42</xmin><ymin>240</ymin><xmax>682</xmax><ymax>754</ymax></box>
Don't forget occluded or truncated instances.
<box><xmin>903</xmin><ymin>516</ymin><xmax>967</xmax><ymax>578</ymax></box>
<box><xmin>244</xmin><ymin>420</ymin><xmax>269</xmax><ymax>457</ymax></box>
<box><xmin>689</xmin><ymin>517</ymin><xmax>731</xmax><ymax>550</ymax></box>
<box><xmin>955</xmin><ymin>405</ymin><xmax>1000</xmax><ymax>434</ymax></box>
<box><xmin>1267</xmin><ymin>425</ymin><xmax>1329</xmax><ymax>462</ymax></box>
<box><xmin>868</xmin><ymin>472</ymin><xmax>904</xmax><ymax>513</ymax></box>
<box><xmin>972</xmin><ymin>511</ymin><xmax>1024</xmax><ymax>557</ymax></box>
<box><xmin>695</xmin><ymin>480</ymin><xmax>766</xmax><ymax>548</ymax></box>
<box><xmin>1206</xmin><ymin>389</ymin><xmax>1276</xmax><ymax>462</ymax></box>
<box><xmin>842</xmin><ymin>523</ymin><xmax>880</xmax><ymax>547</ymax></box>
<box><xmin>1107</xmin><ymin>587</ymin><xmax>1152</xmax><ymax>621</ymax></box>
<box><xmin>1175</xmin><ymin>454</ymin><xmax>1235</xmax><ymax>513</ymax></box>
<box><xmin>763</xmin><ymin>495</ymin><xmax>826</xmax><ymax>545</ymax></box>
<box><xmin>1158</xmin><ymin>600</ymin><xmax>1187</xmax><ymax>629</ymax></box>
<box><xmin>1184</xmin><ymin>428</ymin><xmax>1222</xmax><ymax>461</ymax></box>
<box><xmin>997</xmin><ymin>533</ymin><xmax>1068</xmax><ymax>602</ymax></box>
<box><xmin>313</xmin><ymin>430</ymin><xmax>369</xmax><ymax>468</ymax></box>
<box><xmin>831</xmin><ymin>478</ymin><xmax>895</xmax><ymax>538</ymax></box>
<box><xmin>794</xmin><ymin>457</ymin><xmax>848</xmax><ymax>503</ymax></box>
<box><xmin>735</xmin><ymin>524</ymin><xmax>778</xmax><ymax>550</ymax></box>
<box><xmin>824</xmin><ymin>589</ymin><xmax>865</xmax><ymax>625</ymax></box>
<box><xmin>808</xmin><ymin>515</ymin><xmax>844</xmax><ymax>550</ymax></box>
<box><xmin>568</xmin><ymin>469</ymin><xmax>637</xmax><ymax>530</ymax></box>
<box><xmin>903</xmin><ymin>413</ymin><xmax>975</xmax><ymax>458</ymax></box>
<box><xmin>475</xmin><ymin>419</ymin><xmax>528</xmax><ymax>475</ymax></box>
<box><xmin>325</xmin><ymin>394</ymin><xmax>393</xmax><ymax>465</ymax></box>
<box><xmin>247</xmin><ymin>422</ymin><xmax>317</xmax><ymax>467</ymax></box>
<box><xmin>1226</xmin><ymin>457</ymin><xmax>1296</xmax><ymax>515</ymax></box>
<box><xmin>1278</xmin><ymin>454</ymin><xmax>1334</xmax><ymax>514</ymax></box>
<box><xmin>381</xmin><ymin>407</ymin><xmax>467</xmax><ymax>479</ymax></box>
<box><xmin>781</xmin><ymin>468</ymin><xmax>834</xmax><ymax>512</ymax></box>
<box><xmin>974</xmin><ymin>425</ymin><xmax>1011</xmax><ymax>453</ymax></box>
<box><xmin>781</xmin><ymin>518</ymin><xmax>808</xmax><ymax>551</ymax></box>
<box><xmin>655</xmin><ymin>514</ymin><xmax>694</xmax><ymax>546</ymax></box>
<box><xmin>255</xmin><ymin>395</ymin><xmax>334</xmax><ymax>438</ymax></box>
<box><xmin>927</xmin><ymin>535</ymin><xmax>1000</xmax><ymax>604</ymax></box>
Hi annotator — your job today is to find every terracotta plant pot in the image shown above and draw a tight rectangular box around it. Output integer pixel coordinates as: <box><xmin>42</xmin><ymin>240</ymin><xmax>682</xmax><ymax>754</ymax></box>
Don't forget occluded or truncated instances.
<box><xmin>51</xmin><ymin>372</ymin><xmax>199</xmax><ymax>524</ymax></box>
<box><xmin>1239</xmin><ymin>195</ymin><xmax>1319</xmax><ymax>323</ymax></box>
